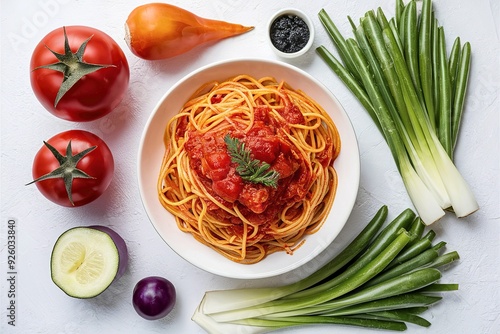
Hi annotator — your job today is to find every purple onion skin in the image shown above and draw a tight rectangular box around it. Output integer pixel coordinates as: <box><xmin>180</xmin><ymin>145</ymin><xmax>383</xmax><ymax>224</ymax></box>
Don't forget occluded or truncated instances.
<box><xmin>89</xmin><ymin>225</ymin><xmax>128</xmax><ymax>279</ymax></box>
<box><xmin>133</xmin><ymin>276</ymin><xmax>176</xmax><ymax>320</ymax></box>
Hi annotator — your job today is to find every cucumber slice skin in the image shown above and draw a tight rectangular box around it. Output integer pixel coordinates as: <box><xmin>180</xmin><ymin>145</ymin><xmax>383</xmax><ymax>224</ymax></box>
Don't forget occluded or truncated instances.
<box><xmin>50</xmin><ymin>226</ymin><xmax>128</xmax><ymax>299</ymax></box>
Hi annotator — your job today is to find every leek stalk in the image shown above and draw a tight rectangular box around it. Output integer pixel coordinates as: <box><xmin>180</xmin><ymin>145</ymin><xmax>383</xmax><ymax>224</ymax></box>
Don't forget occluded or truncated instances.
<box><xmin>317</xmin><ymin>0</ymin><xmax>478</xmax><ymax>224</ymax></box>
<box><xmin>193</xmin><ymin>207</ymin><xmax>460</xmax><ymax>333</ymax></box>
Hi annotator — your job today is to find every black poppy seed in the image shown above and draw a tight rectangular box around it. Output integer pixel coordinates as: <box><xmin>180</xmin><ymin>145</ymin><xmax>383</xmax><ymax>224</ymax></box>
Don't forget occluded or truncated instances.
<box><xmin>270</xmin><ymin>14</ymin><xmax>310</xmax><ymax>54</ymax></box>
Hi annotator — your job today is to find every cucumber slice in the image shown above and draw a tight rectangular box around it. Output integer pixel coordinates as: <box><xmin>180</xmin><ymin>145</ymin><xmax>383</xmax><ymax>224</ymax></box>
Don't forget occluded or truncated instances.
<box><xmin>50</xmin><ymin>226</ymin><xmax>125</xmax><ymax>298</ymax></box>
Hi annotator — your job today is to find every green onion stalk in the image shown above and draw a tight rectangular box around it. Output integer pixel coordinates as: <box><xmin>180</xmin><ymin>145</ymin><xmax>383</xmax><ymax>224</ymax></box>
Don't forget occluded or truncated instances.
<box><xmin>192</xmin><ymin>206</ymin><xmax>460</xmax><ymax>333</ymax></box>
<box><xmin>316</xmin><ymin>0</ymin><xmax>478</xmax><ymax>225</ymax></box>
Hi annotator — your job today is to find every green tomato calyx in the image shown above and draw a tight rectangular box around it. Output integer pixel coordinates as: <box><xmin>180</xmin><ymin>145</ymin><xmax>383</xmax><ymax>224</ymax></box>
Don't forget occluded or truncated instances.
<box><xmin>33</xmin><ymin>27</ymin><xmax>114</xmax><ymax>107</ymax></box>
<box><xmin>27</xmin><ymin>140</ymin><xmax>97</xmax><ymax>206</ymax></box>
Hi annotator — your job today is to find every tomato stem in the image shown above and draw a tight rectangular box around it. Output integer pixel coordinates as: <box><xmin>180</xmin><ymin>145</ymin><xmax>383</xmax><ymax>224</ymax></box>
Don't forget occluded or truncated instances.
<box><xmin>32</xmin><ymin>27</ymin><xmax>114</xmax><ymax>107</ymax></box>
<box><xmin>26</xmin><ymin>140</ymin><xmax>97</xmax><ymax>206</ymax></box>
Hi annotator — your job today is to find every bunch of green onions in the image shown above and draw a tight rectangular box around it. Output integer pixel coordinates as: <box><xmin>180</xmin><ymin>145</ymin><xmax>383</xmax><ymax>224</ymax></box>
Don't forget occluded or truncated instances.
<box><xmin>316</xmin><ymin>0</ymin><xmax>478</xmax><ymax>225</ymax></box>
<box><xmin>192</xmin><ymin>206</ymin><xmax>460</xmax><ymax>332</ymax></box>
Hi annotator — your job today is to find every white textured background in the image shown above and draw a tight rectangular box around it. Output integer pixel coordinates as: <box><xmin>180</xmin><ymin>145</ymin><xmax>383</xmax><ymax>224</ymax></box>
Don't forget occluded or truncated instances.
<box><xmin>1</xmin><ymin>0</ymin><xmax>499</xmax><ymax>333</ymax></box>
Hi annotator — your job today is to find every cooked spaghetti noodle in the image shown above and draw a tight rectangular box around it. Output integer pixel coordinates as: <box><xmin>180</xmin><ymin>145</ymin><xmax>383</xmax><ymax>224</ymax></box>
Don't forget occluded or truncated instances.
<box><xmin>158</xmin><ymin>75</ymin><xmax>340</xmax><ymax>264</ymax></box>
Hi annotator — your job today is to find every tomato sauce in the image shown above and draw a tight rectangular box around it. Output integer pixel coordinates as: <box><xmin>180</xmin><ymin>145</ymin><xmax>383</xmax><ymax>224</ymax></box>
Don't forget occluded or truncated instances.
<box><xmin>181</xmin><ymin>99</ymin><xmax>333</xmax><ymax>240</ymax></box>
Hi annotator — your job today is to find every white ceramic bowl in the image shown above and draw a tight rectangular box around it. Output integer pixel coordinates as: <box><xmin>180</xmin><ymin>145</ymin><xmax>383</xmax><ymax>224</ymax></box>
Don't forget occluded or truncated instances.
<box><xmin>138</xmin><ymin>59</ymin><xmax>359</xmax><ymax>279</ymax></box>
<box><xmin>267</xmin><ymin>8</ymin><xmax>315</xmax><ymax>58</ymax></box>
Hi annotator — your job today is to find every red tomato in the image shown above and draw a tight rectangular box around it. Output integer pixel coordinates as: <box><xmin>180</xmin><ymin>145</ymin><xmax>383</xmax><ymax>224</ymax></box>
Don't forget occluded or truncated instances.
<box><xmin>30</xmin><ymin>26</ymin><xmax>129</xmax><ymax>122</ymax></box>
<box><xmin>29</xmin><ymin>130</ymin><xmax>114</xmax><ymax>207</ymax></box>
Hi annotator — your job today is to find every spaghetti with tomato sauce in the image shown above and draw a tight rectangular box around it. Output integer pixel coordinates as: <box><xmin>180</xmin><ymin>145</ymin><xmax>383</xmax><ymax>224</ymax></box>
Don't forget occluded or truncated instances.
<box><xmin>158</xmin><ymin>75</ymin><xmax>340</xmax><ymax>264</ymax></box>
